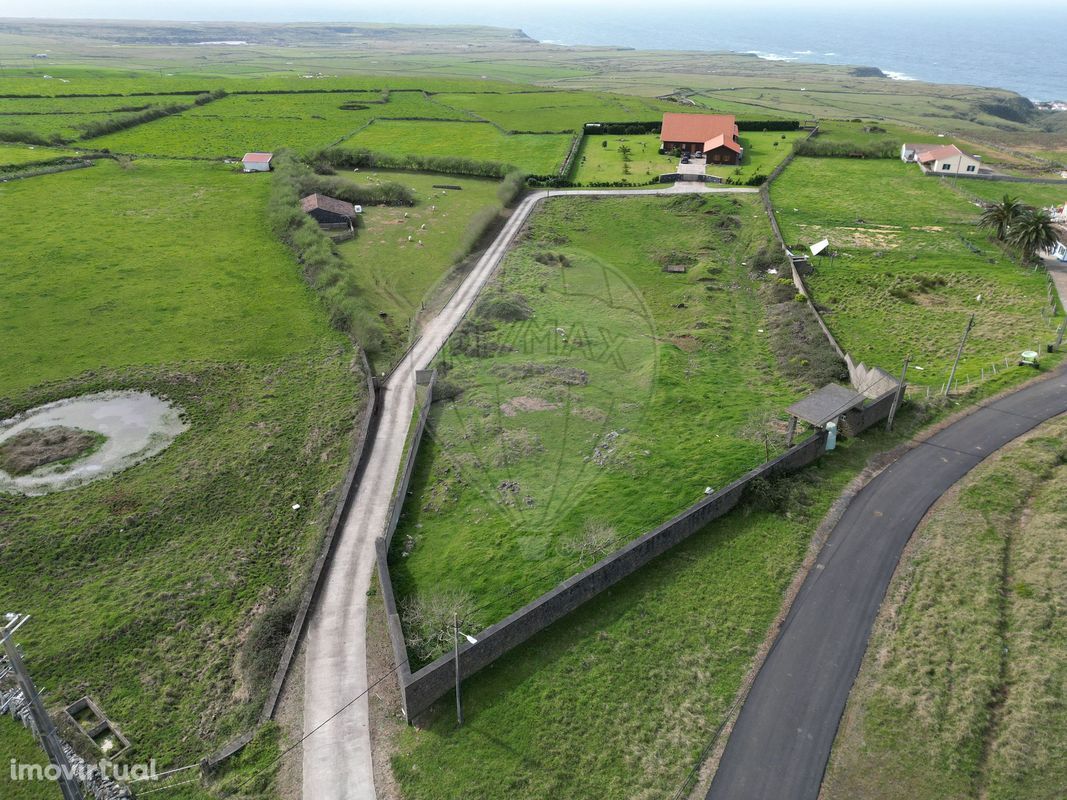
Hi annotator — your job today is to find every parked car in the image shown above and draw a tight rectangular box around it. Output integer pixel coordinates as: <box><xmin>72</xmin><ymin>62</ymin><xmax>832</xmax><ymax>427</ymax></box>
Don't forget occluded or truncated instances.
<box><xmin>681</xmin><ymin>157</ymin><xmax>691</xmax><ymax>164</ymax></box>
<box><xmin>694</xmin><ymin>151</ymin><xmax>704</xmax><ymax>158</ymax></box>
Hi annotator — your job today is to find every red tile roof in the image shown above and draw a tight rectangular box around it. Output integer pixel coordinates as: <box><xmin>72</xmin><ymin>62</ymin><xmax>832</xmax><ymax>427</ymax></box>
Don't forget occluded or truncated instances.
<box><xmin>910</xmin><ymin>143</ymin><xmax>963</xmax><ymax>162</ymax></box>
<box><xmin>660</xmin><ymin>113</ymin><xmax>738</xmax><ymax>146</ymax></box>
<box><xmin>703</xmin><ymin>133</ymin><xmax>743</xmax><ymax>155</ymax></box>
<box><xmin>301</xmin><ymin>193</ymin><xmax>356</xmax><ymax>218</ymax></box>
<box><xmin>242</xmin><ymin>152</ymin><xmax>273</xmax><ymax>163</ymax></box>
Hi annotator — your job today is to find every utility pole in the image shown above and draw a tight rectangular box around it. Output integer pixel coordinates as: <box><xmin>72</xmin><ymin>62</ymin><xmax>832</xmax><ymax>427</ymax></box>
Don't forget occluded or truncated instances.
<box><xmin>1056</xmin><ymin>314</ymin><xmax>1067</xmax><ymax>349</ymax></box>
<box><xmin>944</xmin><ymin>313</ymin><xmax>975</xmax><ymax>396</ymax></box>
<box><xmin>453</xmin><ymin>613</ymin><xmax>463</xmax><ymax>726</ymax></box>
<box><xmin>886</xmin><ymin>354</ymin><xmax>910</xmax><ymax>432</ymax></box>
<box><xmin>1</xmin><ymin>614</ymin><xmax>83</xmax><ymax>800</ymax></box>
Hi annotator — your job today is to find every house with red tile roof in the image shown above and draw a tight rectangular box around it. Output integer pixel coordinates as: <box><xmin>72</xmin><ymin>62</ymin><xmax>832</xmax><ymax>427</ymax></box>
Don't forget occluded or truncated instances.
<box><xmin>660</xmin><ymin>113</ymin><xmax>743</xmax><ymax>164</ymax></box>
<box><xmin>900</xmin><ymin>142</ymin><xmax>982</xmax><ymax>176</ymax></box>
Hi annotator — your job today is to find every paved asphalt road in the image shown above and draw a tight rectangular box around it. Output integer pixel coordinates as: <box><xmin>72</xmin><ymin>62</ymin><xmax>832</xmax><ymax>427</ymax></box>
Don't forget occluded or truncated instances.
<box><xmin>300</xmin><ymin>183</ymin><xmax>756</xmax><ymax>800</ymax></box>
<box><xmin>707</xmin><ymin>366</ymin><xmax>1067</xmax><ymax>800</ymax></box>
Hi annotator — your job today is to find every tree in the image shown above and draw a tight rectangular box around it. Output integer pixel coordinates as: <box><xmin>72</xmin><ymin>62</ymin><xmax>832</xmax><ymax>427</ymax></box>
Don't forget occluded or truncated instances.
<box><xmin>739</xmin><ymin>409</ymin><xmax>788</xmax><ymax>461</ymax></box>
<box><xmin>978</xmin><ymin>194</ymin><xmax>1024</xmax><ymax>241</ymax></box>
<box><xmin>1006</xmin><ymin>207</ymin><xmax>1058</xmax><ymax>263</ymax></box>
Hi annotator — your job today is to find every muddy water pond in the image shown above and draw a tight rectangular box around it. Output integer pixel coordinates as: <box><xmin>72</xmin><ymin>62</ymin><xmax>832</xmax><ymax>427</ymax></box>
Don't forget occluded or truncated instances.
<box><xmin>0</xmin><ymin>391</ymin><xmax>187</xmax><ymax>495</ymax></box>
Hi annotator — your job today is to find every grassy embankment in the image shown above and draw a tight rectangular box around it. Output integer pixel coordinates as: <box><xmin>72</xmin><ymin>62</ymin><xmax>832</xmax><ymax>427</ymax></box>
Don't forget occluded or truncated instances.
<box><xmin>389</xmin><ymin>194</ymin><xmax>802</xmax><ymax>657</ymax></box>
<box><xmin>771</xmin><ymin>157</ymin><xmax>1059</xmax><ymax>386</ymax></box>
<box><xmin>825</xmin><ymin>414</ymin><xmax>1067</xmax><ymax>800</ymax></box>
<box><xmin>572</xmin><ymin>130</ymin><xmax>804</xmax><ymax>185</ymax></box>
<box><xmin>0</xmin><ymin>158</ymin><xmax>361</xmax><ymax>796</ymax></box>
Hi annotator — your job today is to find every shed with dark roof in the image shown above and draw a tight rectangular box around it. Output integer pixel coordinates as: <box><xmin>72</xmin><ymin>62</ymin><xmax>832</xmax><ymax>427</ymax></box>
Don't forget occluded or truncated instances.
<box><xmin>301</xmin><ymin>193</ymin><xmax>358</xmax><ymax>226</ymax></box>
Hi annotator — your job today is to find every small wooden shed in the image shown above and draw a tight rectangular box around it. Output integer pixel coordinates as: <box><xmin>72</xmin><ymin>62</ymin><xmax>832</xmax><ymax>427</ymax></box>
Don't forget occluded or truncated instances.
<box><xmin>301</xmin><ymin>193</ymin><xmax>358</xmax><ymax>227</ymax></box>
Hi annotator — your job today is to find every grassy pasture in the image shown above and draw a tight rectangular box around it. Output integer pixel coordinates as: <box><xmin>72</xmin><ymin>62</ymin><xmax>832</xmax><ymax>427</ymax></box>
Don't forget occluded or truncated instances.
<box><xmin>0</xmin><ymin>155</ymin><xmax>360</xmax><ymax>781</ymax></box>
<box><xmin>341</xmin><ymin>120</ymin><xmax>573</xmax><ymax>174</ymax></box>
<box><xmin>0</xmin><ymin>158</ymin><xmax>328</xmax><ymax>395</ymax></box>
<box><xmin>432</xmin><ymin>90</ymin><xmax>680</xmax><ymax>132</ymax></box>
<box><xmin>771</xmin><ymin>158</ymin><xmax>1055</xmax><ymax>384</ymax></box>
<box><xmin>389</xmin><ymin>194</ymin><xmax>799</xmax><ymax>649</ymax></box>
<box><xmin>0</xmin><ymin>142</ymin><xmax>74</xmax><ymax>166</ymax></box>
<box><xmin>572</xmin><ymin>130</ymin><xmax>803</xmax><ymax>184</ymax></box>
<box><xmin>334</xmin><ymin>170</ymin><xmax>503</xmax><ymax>371</ymax></box>
<box><xmin>84</xmin><ymin>90</ymin><xmax>470</xmax><ymax>157</ymax></box>
<box><xmin>0</xmin><ymin>719</ymin><xmax>54</xmax><ymax>800</ymax></box>
<box><xmin>825</xmin><ymin>416</ymin><xmax>1067</xmax><ymax>800</ymax></box>
<box><xmin>957</xmin><ymin>179</ymin><xmax>1067</xmax><ymax>210</ymax></box>
<box><xmin>0</xmin><ymin>94</ymin><xmax>202</xmax><ymax>142</ymax></box>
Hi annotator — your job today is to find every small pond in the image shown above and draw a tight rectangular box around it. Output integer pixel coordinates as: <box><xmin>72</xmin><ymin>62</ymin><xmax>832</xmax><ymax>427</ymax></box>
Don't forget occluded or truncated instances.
<box><xmin>0</xmin><ymin>391</ymin><xmax>188</xmax><ymax>495</ymax></box>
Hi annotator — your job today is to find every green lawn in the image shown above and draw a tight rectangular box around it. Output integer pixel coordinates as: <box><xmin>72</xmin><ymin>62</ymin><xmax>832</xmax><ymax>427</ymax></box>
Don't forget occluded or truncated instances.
<box><xmin>335</xmin><ymin>170</ymin><xmax>503</xmax><ymax>371</ymax></box>
<box><xmin>341</xmin><ymin>120</ymin><xmax>573</xmax><ymax>174</ymax></box>
<box><xmin>0</xmin><ymin>142</ymin><xmax>76</xmax><ymax>166</ymax></box>
<box><xmin>0</xmin><ymin>155</ymin><xmax>360</xmax><ymax>782</ymax></box>
<box><xmin>572</xmin><ymin>130</ymin><xmax>803</xmax><ymax>185</ymax></box>
<box><xmin>390</xmin><ymin>194</ymin><xmax>800</xmax><ymax>658</ymax></box>
<box><xmin>770</xmin><ymin>158</ymin><xmax>1056</xmax><ymax>385</ymax></box>
<box><xmin>0</xmin><ymin>158</ymin><xmax>328</xmax><ymax>395</ymax></box>
<box><xmin>825</xmin><ymin>416</ymin><xmax>1067</xmax><ymax>800</ymax></box>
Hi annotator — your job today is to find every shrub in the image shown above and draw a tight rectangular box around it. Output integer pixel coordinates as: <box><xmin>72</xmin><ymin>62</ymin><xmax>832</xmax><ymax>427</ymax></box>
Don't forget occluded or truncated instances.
<box><xmin>477</xmin><ymin>290</ymin><xmax>533</xmax><ymax>322</ymax></box>
<box><xmin>311</xmin><ymin>147</ymin><xmax>514</xmax><ymax>179</ymax></box>
<box><xmin>240</xmin><ymin>593</ymin><xmax>300</xmax><ymax>697</ymax></box>
<box><xmin>401</xmin><ymin>588</ymin><xmax>478</xmax><ymax>664</ymax></box>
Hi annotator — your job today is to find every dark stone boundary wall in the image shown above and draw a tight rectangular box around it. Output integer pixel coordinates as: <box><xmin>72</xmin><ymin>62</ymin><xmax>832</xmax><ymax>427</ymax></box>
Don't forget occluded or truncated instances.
<box><xmin>924</xmin><ymin>171</ymin><xmax>1067</xmax><ymax>186</ymax></box>
<box><xmin>258</xmin><ymin>348</ymin><xmax>380</xmax><ymax>723</ymax></box>
<box><xmin>395</xmin><ymin>430</ymin><xmax>830</xmax><ymax>720</ymax></box>
<box><xmin>377</xmin><ymin>369</ymin><xmax>440</xmax><ymax>702</ymax></box>
<box><xmin>387</xmin><ymin>382</ymin><xmax>900</xmax><ymax>720</ymax></box>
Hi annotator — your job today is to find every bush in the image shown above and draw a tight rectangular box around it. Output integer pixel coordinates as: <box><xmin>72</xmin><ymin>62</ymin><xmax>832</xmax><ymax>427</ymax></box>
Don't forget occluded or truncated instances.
<box><xmin>311</xmin><ymin>147</ymin><xmax>514</xmax><ymax>179</ymax></box>
<box><xmin>793</xmin><ymin>139</ymin><xmax>898</xmax><ymax>159</ymax></box>
<box><xmin>477</xmin><ymin>290</ymin><xmax>533</xmax><ymax>322</ymax></box>
<box><xmin>240</xmin><ymin>593</ymin><xmax>299</xmax><ymax>698</ymax></box>
<box><xmin>0</xmin><ymin>128</ymin><xmax>59</xmax><ymax>146</ymax></box>
<box><xmin>496</xmin><ymin>168</ymin><xmax>527</xmax><ymax>206</ymax></box>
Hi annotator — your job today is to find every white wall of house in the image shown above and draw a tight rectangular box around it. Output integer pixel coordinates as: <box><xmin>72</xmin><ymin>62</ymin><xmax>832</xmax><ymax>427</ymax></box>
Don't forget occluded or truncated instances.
<box><xmin>926</xmin><ymin>153</ymin><xmax>982</xmax><ymax>176</ymax></box>
<box><xmin>242</xmin><ymin>160</ymin><xmax>271</xmax><ymax>172</ymax></box>
<box><xmin>1052</xmin><ymin>241</ymin><xmax>1067</xmax><ymax>262</ymax></box>
<box><xmin>901</xmin><ymin>144</ymin><xmax>917</xmax><ymax>162</ymax></box>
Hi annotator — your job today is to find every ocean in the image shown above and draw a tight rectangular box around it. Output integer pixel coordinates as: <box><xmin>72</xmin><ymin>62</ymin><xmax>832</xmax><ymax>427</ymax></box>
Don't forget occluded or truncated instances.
<box><xmin>356</xmin><ymin>5</ymin><xmax>1067</xmax><ymax>102</ymax></box>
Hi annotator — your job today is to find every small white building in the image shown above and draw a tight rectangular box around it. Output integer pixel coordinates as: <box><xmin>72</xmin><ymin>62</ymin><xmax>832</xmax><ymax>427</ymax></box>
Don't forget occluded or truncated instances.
<box><xmin>242</xmin><ymin>152</ymin><xmax>273</xmax><ymax>172</ymax></box>
<box><xmin>902</xmin><ymin>143</ymin><xmax>982</xmax><ymax>176</ymax></box>
<box><xmin>1050</xmin><ymin>239</ymin><xmax>1067</xmax><ymax>262</ymax></box>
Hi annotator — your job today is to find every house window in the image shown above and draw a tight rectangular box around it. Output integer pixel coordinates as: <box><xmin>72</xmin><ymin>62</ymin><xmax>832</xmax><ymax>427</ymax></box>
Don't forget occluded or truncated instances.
<box><xmin>942</xmin><ymin>163</ymin><xmax>952</xmax><ymax>170</ymax></box>
<box><xmin>966</xmin><ymin>165</ymin><xmax>976</xmax><ymax>172</ymax></box>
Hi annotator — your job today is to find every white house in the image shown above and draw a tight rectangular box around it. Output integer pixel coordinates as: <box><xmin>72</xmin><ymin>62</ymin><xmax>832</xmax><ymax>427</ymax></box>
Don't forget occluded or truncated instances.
<box><xmin>242</xmin><ymin>152</ymin><xmax>273</xmax><ymax>172</ymax></box>
<box><xmin>902</xmin><ymin>143</ymin><xmax>982</xmax><ymax>176</ymax></box>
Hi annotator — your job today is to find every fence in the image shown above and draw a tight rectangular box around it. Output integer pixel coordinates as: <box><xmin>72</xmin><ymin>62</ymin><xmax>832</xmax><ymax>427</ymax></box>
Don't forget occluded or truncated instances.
<box><xmin>375</xmin><ymin>371</ymin><xmax>899</xmax><ymax>721</ymax></box>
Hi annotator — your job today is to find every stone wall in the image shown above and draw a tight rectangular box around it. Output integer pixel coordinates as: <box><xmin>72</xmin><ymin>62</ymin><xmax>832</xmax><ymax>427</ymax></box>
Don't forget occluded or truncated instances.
<box><xmin>389</xmin><ymin>429</ymin><xmax>831</xmax><ymax>720</ymax></box>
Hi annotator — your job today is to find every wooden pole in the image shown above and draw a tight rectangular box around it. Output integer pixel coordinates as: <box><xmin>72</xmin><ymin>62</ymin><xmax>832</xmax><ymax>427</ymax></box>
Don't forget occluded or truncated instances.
<box><xmin>944</xmin><ymin>313</ymin><xmax>975</xmax><ymax>397</ymax></box>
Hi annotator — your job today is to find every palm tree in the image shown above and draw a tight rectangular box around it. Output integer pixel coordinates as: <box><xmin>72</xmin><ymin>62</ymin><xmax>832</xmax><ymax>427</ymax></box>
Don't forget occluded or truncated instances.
<box><xmin>1006</xmin><ymin>207</ymin><xmax>1058</xmax><ymax>263</ymax></box>
<box><xmin>978</xmin><ymin>195</ymin><xmax>1025</xmax><ymax>240</ymax></box>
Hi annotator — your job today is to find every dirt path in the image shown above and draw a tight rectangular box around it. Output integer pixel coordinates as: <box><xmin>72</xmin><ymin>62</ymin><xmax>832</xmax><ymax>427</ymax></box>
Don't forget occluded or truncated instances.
<box><xmin>300</xmin><ymin>183</ymin><xmax>758</xmax><ymax>800</ymax></box>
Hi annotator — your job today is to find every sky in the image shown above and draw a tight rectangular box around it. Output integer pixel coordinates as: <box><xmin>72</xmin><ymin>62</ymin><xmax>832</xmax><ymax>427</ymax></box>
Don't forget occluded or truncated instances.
<box><xmin>1</xmin><ymin>0</ymin><xmax>1062</xmax><ymax>21</ymax></box>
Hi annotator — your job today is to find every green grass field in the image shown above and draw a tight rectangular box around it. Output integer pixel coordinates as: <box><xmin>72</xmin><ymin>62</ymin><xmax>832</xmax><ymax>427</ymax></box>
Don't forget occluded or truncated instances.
<box><xmin>825</xmin><ymin>416</ymin><xmax>1067</xmax><ymax>800</ymax></box>
<box><xmin>432</xmin><ymin>90</ymin><xmax>681</xmax><ymax>132</ymax></box>
<box><xmin>0</xmin><ymin>143</ymin><xmax>77</xmax><ymax>166</ymax></box>
<box><xmin>334</xmin><ymin>170</ymin><xmax>502</xmax><ymax>370</ymax></box>
<box><xmin>770</xmin><ymin>158</ymin><xmax>1056</xmax><ymax>385</ymax></box>
<box><xmin>572</xmin><ymin>130</ymin><xmax>802</xmax><ymax>184</ymax></box>
<box><xmin>0</xmin><ymin>156</ymin><xmax>360</xmax><ymax>783</ymax></box>
<box><xmin>0</xmin><ymin>94</ymin><xmax>204</xmax><ymax>143</ymax></box>
<box><xmin>341</xmin><ymin>120</ymin><xmax>573</xmax><ymax>174</ymax></box>
<box><xmin>0</xmin><ymin>158</ymin><xmax>327</xmax><ymax>394</ymax></box>
<box><xmin>957</xmin><ymin>179</ymin><xmax>1067</xmax><ymax>211</ymax></box>
<box><xmin>84</xmin><ymin>90</ymin><xmax>470</xmax><ymax>157</ymax></box>
<box><xmin>0</xmin><ymin>719</ymin><xmax>55</xmax><ymax>800</ymax></box>
<box><xmin>389</xmin><ymin>194</ymin><xmax>799</xmax><ymax>657</ymax></box>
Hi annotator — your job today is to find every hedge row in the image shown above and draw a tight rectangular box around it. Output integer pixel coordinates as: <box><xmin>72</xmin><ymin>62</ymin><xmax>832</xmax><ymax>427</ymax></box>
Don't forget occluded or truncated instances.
<box><xmin>79</xmin><ymin>89</ymin><xmax>226</xmax><ymax>140</ymax></box>
<box><xmin>267</xmin><ymin>150</ymin><xmax>389</xmax><ymax>352</ymax></box>
<box><xmin>583</xmin><ymin>119</ymin><xmax>802</xmax><ymax>135</ymax></box>
<box><xmin>311</xmin><ymin>147</ymin><xmax>516</xmax><ymax>179</ymax></box>
<box><xmin>792</xmin><ymin>139</ymin><xmax>898</xmax><ymax>159</ymax></box>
